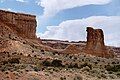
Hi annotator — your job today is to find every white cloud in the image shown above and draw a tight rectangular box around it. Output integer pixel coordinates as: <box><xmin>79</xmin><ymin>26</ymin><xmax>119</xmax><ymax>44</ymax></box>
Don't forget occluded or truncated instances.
<box><xmin>16</xmin><ymin>0</ymin><xmax>27</xmax><ymax>3</ymax></box>
<box><xmin>37</xmin><ymin>16</ymin><xmax>120</xmax><ymax>47</ymax></box>
<box><xmin>0</xmin><ymin>0</ymin><xmax>27</xmax><ymax>3</ymax></box>
<box><xmin>38</xmin><ymin>0</ymin><xmax>111</xmax><ymax>18</ymax></box>
<box><xmin>0</xmin><ymin>8</ymin><xmax>12</xmax><ymax>11</ymax></box>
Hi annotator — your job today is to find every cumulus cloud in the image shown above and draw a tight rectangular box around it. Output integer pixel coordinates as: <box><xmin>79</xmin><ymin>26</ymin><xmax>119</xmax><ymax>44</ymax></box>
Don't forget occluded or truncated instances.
<box><xmin>37</xmin><ymin>16</ymin><xmax>120</xmax><ymax>47</ymax></box>
<box><xmin>37</xmin><ymin>0</ymin><xmax>111</xmax><ymax>18</ymax></box>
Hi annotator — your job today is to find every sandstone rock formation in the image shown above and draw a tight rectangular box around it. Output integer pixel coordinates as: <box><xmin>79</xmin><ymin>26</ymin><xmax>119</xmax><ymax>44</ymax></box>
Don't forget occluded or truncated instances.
<box><xmin>0</xmin><ymin>10</ymin><xmax>116</xmax><ymax>58</ymax></box>
<box><xmin>0</xmin><ymin>10</ymin><xmax>41</xmax><ymax>55</ymax></box>
<box><xmin>61</xmin><ymin>44</ymin><xmax>81</xmax><ymax>54</ymax></box>
<box><xmin>85</xmin><ymin>27</ymin><xmax>114</xmax><ymax>58</ymax></box>
<box><xmin>0</xmin><ymin>10</ymin><xmax>37</xmax><ymax>39</ymax></box>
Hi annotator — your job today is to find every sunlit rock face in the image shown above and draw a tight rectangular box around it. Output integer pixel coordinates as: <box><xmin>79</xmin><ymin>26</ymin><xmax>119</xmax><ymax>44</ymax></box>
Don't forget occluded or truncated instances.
<box><xmin>85</xmin><ymin>27</ymin><xmax>114</xmax><ymax>58</ymax></box>
<box><xmin>0</xmin><ymin>10</ymin><xmax>40</xmax><ymax>54</ymax></box>
<box><xmin>86</xmin><ymin>27</ymin><xmax>105</xmax><ymax>51</ymax></box>
<box><xmin>0</xmin><ymin>10</ymin><xmax>37</xmax><ymax>39</ymax></box>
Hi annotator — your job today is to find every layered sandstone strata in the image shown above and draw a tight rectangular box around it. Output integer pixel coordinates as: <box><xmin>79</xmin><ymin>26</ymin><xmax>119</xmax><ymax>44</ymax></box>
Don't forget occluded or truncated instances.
<box><xmin>0</xmin><ymin>10</ymin><xmax>37</xmax><ymax>39</ymax></box>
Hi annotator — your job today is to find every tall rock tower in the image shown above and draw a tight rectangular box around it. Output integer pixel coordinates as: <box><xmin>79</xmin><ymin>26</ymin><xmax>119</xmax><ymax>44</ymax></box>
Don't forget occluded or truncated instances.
<box><xmin>85</xmin><ymin>27</ymin><xmax>114</xmax><ymax>58</ymax></box>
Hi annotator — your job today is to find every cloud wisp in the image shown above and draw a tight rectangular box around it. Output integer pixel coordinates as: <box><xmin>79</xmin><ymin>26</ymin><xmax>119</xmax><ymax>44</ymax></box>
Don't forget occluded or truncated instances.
<box><xmin>38</xmin><ymin>0</ymin><xmax>111</xmax><ymax>18</ymax></box>
<box><xmin>0</xmin><ymin>0</ymin><xmax>27</xmax><ymax>3</ymax></box>
<box><xmin>16</xmin><ymin>0</ymin><xmax>26</xmax><ymax>2</ymax></box>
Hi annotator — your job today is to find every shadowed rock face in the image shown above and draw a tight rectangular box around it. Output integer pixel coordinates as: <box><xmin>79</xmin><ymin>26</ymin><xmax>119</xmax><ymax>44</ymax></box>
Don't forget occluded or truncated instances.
<box><xmin>85</xmin><ymin>27</ymin><xmax>114</xmax><ymax>58</ymax></box>
<box><xmin>0</xmin><ymin>10</ymin><xmax>37</xmax><ymax>39</ymax></box>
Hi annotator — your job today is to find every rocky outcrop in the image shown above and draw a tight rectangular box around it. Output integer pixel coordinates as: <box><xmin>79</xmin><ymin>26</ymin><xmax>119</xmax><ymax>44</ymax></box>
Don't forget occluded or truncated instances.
<box><xmin>86</xmin><ymin>27</ymin><xmax>105</xmax><ymax>51</ymax></box>
<box><xmin>0</xmin><ymin>10</ymin><xmax>37</xmax><ymax>39</ymax></box>
<box><xmin>42</xmin><ymin>39</ymin><xmax>86</xmax><ymax>50</ymax></box>
<box><xmin>0</xmin><ymin>10</ymin><xmax>41</xmax><ymax>56</ymax></box>
<box><xmin>61</xmin><ymin>44</ymin><xmax>81</xmax><ymax>54</ymax></box>
<box><xmin>85</xmin><ymin>27</ymin><xmax>114</xmax><ymax>58</ymax></box>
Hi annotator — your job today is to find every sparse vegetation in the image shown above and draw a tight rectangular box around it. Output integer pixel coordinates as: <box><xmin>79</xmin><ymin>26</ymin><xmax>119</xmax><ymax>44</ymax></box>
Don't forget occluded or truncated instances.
<box><xmin>51</xmin><ymin>59</ymin><xmax>62</xmax><ymax>67</ymax></box>
<box><xmin>106</xmin><ymin>65</ymin><xmax>120</xmax><ymax>72</ymax></box>
<box><xmin>42</xmin><ymin>60</ymin><xmax>51</xmax><ymax>66</ymax></box>
<box><xmin>9</xmin><ymin>58</ymin><xmax>20</xmax><ymax>64</ymax></box>
<box><xmin>60</xmin><ymin>76</ymin><xmax>66</xmax><ymax>80</ymax></box>
<box><xmin>80</xmin><ymin>62</ymin><xmax>92</xmax><ymax>69</ymax></box>
<box><xmin>74</xmin><ymin>75</ymin><xmax>83</xmax><ymax>80</ymax></box>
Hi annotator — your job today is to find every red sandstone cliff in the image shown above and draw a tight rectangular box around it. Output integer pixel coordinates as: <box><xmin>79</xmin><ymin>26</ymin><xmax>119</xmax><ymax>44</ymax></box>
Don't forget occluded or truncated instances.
<box><xmin>0</xmin><ymin>10</ymin><xmax>37</xmax><ymax>39</ymax></box>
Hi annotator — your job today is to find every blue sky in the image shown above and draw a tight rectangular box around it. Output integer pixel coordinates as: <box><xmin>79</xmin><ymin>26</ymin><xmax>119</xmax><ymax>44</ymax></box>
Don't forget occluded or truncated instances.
<box><xmin>0</xmin><ymin>0</ymin><xmax>120</xmax><ymax>46</ymax></box>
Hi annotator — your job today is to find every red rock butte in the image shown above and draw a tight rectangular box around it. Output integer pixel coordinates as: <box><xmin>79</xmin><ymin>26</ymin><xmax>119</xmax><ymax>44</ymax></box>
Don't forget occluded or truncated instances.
<box><xmin>85</xmin><ymin>27</ymin><xmax>114</xmax><ymax>58</ymax></box>
<box><xmin>0</xmin><ymin>10</ymin><xmax>37</xmax><ymax>39</ymax></box>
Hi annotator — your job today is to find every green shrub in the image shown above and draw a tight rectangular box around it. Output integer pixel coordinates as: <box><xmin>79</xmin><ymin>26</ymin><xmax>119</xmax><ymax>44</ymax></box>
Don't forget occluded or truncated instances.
<box><xmin>33</xmin><ymin>66</ymin><xmax>40</xmax><ymax>72</ymax></box>
<box><xmin>9</xmin><ymin>58</ymin><xmax>20</xmax><ymax>64</ymax></box>
<box><xmin>80</xmin><ymin>62</ymin><xmax>92</xmax><ymax>69</ymax></box>
<box><xmin>42</xmin><ymin>60</ymin><xmax>51</xmax><ymax>66</ymax></box>
<box><xmin>81</xmin><ymin>66</ymin><xmax>90</xmax><ymax>72</ymax></box>
<box><xmin>68</xmin><ymin>63</ymin><xmax>79</xmax><ymax>68</ymax></box>
<box><xmin>51</xmin><ymin>59</ymin><xmax>62</xmax><ymax>67</ymax></box>
<box><xmin>101</xmin><ymin>73</ymin><xmax>108</xmax><ymax>79</ymax></box>
<box><xmin>2</xmin><ymin>61</ymin><xmax>8</xmax><ymax>65</ymax></box>
<box><xmin>74</xmin><ymin>75</ymin><xmax>83</xmax><ymax>80</ymax></box>
<box><xmin>117</xmin><ymin>72</ymin><xmax>120</xmax><ymax>76</ymax></box>
<box><xmin>109</xmin><ymin>74</ymin><xmax>117</xmax><ymax>79</ymax></box>
<box><xmin>60</xmin><ymin>76</ymin><xmax>66</xmax><ymax>80</ymax></box>
<box><xmin>32</xmin><ymin>50</ymin><xmax>34</xmax><ymax>53</ymax></box>
<box><xmin>106</xmin><ymin>65</ymin><xmax>120</xmax><ymax>72</ymax></box>
<box><xmin>68</xmin><ymin>63</ymin><xmax>73</xmax><ymax>68</ymax></box>
<box><xmin>69</xmin><ymin>56</ymin><xmax>72</xmax><ymax>59</ymax></box>
<box><xmin>2</xmin><ymin>58</ymin><xmax>20</xmax><ymax>65</ymax></box>
<box><xmin>41</xmin><ymin>50</ymin><xmax>44</xmax><ymax>52</ymax></box>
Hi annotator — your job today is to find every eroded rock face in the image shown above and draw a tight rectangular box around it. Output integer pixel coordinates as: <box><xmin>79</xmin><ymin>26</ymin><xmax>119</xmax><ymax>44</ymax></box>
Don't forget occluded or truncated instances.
<box><xmin>0</xmin><ymin>10</ymin><xmax>37</xmax><ymax>39</ymax></box>
<box><xmin>62</xmin><ymin>44</ymin><xmax>81</xmax><ymax>54</ymax></box>
<box><xmin>85</xmin><ymin>27</ymin><xmax>114</xmax><ymax>57</ymax></box>
<box><xmin>86</xmin><ymin>27</ymin><xmax>105</xmax><ymax>51</ymax></box>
